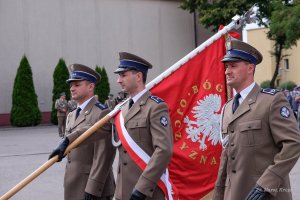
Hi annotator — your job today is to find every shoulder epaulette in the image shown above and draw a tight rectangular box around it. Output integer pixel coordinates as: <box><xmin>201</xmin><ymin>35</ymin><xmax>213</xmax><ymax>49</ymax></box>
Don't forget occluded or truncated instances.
<box><xmin>261</xmin><ymin>88</ymin><xmax>280</xmax><ymax>95</ymax></box>
<box><xmin>149</xmin><ymin>95</ymin><xmax>164</xmax><ymax>104</ymax></box>
<box><xmin>95</xmin><ymin>102</ymin><xmax>108</xmax><ymax>110</ymax></box>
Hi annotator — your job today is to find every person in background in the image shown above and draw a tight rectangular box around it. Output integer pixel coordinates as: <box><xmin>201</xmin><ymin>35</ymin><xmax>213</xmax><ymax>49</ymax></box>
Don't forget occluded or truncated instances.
<box><xmin>112</xmin><ymin>52</ymin><xmax>173</xmax><ymax>200</ymax></box>
<box><xmin>49</xmin><ymin>64</ymin><xmax>116</xmax><ymax>200</ymax></box>
<box><xmin>67</xmin><ymin>97</ymin><xmax>77</xmax><ymax>114</ymax></box>
<box><xmin>55</xmin><ymin>92</ymin><xmax>68</xmax><ymax>137</ymax></box>
<box><xmin>283</xmin><ymin>89</ymin><xmax>293</xmax><ymax>109</ymax></box>
<box><xmin>290</xmin><ymin>86</ymin><xmax>300</xmax><ymax>118</ymax></box>
<box><xmin>115</xmin><ymin>92</ymin><xmax>123</xmax><ymax>104</ymax></box>
<box><xmin>105</xmin><ymin>94</ymin><xmax>116</xmax><ymax>110</ymax></box>
<box><xmin>213</xmin><ymin>39</ymin><xmax>300</xmax><ymax>200</ymax></box>
<box><xmin>295</xmin><ymin>94</ymin><xmax>300</xmax><ymax>128</ymax></box>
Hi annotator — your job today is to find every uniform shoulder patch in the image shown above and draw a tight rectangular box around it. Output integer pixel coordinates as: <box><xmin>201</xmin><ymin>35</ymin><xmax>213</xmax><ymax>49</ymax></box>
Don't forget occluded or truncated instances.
<box><xmin>160</xmin><ymin>116</ymin><xmax>168</xmax><ymax>127</ymax></box>
<box><xmin>261</xmin><ymin>88</ymin><xmax>280</xmax><ymax>95</ymax></box>
<box><xmin>95</xmin><ymin>102</ymin><xmax>108</xmax><ymax>110</ymax></box>
<box><xmin>280</xmin><ymin>106</ymin><xmax>290</xmax><ymax>118</ymax></box>
<box><xmin>149</xmin><ymin>95</ymin><xmax>164</xmax><ymax>104</ymax></box>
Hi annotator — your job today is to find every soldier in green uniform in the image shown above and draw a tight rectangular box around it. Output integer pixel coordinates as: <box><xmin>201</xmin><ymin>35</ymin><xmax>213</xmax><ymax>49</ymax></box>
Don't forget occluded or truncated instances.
<box><xmin>55</xmin><ymin>92</ymin><xmax>68</xmax><ymax>137</ymax></box>
<box><xmin>67</xmin><ymin>98</ymin><xmax>77</xmax><ymax>113</ymax></box>
<box><xmin>105</xmin><ymin>94</ymin><xmax>116</xmax><ymax>110</ymax></box>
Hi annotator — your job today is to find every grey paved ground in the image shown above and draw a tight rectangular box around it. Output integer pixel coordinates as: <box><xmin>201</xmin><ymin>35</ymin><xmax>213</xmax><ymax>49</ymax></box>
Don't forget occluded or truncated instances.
<box><xmin>0</xmin><ymin>126</ymin><xmax>299</xmax><ymax>200</ymax></box>
<box><xmin>0</xmin><ymin>126</ymin><xmax>65</xmax><ymax>200</ymax></box>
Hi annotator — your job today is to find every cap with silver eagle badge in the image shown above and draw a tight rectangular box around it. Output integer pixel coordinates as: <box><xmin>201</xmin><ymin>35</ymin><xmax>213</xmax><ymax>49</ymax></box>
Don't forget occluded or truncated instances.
<box><xmin>221</xmin><ymin>38</ymin><xmax>263</xmax><ymax>65</ymax></box>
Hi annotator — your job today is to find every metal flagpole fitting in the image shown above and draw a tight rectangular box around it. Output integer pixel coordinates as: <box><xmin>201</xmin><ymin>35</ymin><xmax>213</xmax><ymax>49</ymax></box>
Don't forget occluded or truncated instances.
<box><xmin>231</xmin><ymin>3</ymin><xmax>259</xmax><ymax>30</ymax></box>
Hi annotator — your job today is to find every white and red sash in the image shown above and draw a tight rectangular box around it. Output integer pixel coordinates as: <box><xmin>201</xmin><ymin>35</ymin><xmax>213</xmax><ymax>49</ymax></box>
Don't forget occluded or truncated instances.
<box><xmin>115</xmin><ymin>112</ymin><xmax>173</xmax><ymax>200</ymax></box>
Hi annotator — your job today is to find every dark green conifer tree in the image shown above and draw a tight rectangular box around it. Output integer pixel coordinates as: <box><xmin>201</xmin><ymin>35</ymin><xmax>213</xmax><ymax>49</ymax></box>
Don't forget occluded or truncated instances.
<box><xmin>10</xmin><ymin>55</ymin><xmax>41</xmax><ymax>126</ymax></box>
<box><xmin>51</xmin><ymin>58</ymin><xmax>70</xmax><ymax>124</ymax></box>
<box><xmin>95</xmin><ymin>66</ymin><xmax>110</xmax><ymax>104</ymax></box>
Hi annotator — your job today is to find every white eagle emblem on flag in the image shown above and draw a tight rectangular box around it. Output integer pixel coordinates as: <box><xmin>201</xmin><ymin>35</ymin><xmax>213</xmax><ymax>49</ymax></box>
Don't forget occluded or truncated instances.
<box><xmin>184</xmin><ymin>94</ymin><xmax>222</xmax><ymax>151</ymax></box>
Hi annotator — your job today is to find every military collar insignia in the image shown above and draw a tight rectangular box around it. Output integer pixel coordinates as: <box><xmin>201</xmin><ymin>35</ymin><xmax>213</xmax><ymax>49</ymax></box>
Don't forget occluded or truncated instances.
<box><xmin>280</xmin><ymin>106</ymin><xmax>290</xmax><ymax>118</ymax></box>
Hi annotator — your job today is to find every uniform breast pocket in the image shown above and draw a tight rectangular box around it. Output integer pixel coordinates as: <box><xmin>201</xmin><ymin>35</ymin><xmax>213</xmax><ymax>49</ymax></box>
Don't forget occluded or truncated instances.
<box><xmin>126</xmin><ymin>118</ymin><xmax>148</xmax><ymax>142</ymax></box>
<box><xmin>238</xmin><ymin>120</ymin><xmax>262</xmax><ymax>147</ymax></box>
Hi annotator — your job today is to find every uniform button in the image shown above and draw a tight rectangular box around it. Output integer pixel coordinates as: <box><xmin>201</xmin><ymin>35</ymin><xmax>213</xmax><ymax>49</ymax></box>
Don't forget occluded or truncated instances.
<box><xmin>123</xmin><ymin>150</ymin><xmax>127</xmax><ymax>154</ymax></box>
<box><xmin>68</xmin><ymin>159</ymin><xmax>71</xmax><ymax>163</ymax></box>
<box><xmin>232</xmin><ymin>170</ymin><xmax>236</xmax><ymax>173</ymax></box>
<box><xmin>230</xmin><ymin>142</ymin><xmax>234</xmax><ymax>146</ymax></box>
<box><xmin>231</xmin><ymin>156</ymin><xmax>235</xmax><ymax>160</ymax></box>
<box><xmin>123</xmin><ymin>162</ymin><xmax>127</xmax><ymax>166</ymax></box>
<box><xmin>231</xmin><ymin>130</ymin><xmax>234</xmax><ymax>133</ymax></box>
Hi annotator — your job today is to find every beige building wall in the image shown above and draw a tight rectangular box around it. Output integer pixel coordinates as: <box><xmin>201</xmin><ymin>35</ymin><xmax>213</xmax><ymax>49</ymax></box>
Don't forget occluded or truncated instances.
<box><xmin>247</xmin><ymin>27</ymin><xmax>300</xmax><ymax>87</ymax></box>
<box><xmin>0</xmin><ymin>0</ymin><xmax>201</xmax><ymax>122</ymax></box>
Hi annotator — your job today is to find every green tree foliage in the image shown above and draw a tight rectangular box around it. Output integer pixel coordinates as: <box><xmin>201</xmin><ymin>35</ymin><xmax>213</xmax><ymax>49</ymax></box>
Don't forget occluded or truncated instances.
<box><xmin>268</xmin><ymin>0</ymin><xmax>300</xmax><ymax>88</ymax></box>
<box><xmin>95</xmin><ymin>66</ymin><xmax>110</xmax><ymax>104</ymax></box>
<box><xmin>181</xmin><ymin>0</ymin><xmax>300</xmax><ymax>88</ymax></box>
<box><xmin>10</xmin><ymin>55</ymin><xmax>41</xmax><ymax>126</ymax></box>
<box><xmin>51</xmin><ymin>58</ymin><xmax>70</xmax><ymax>124</ymax></box>
<box><xmin>260</xmin><ymin>80</ymin><xmax>271</xmax><ymax>89</ymax></box>
<box><xmin>278</xmin><ymin>81</ymin><xmax>297</xmax><ymax>90</ymax></box>
<box><xmin>180</xmin><ymin>0</ymin><xmax>271</xmax><ymax>32</ymax></box>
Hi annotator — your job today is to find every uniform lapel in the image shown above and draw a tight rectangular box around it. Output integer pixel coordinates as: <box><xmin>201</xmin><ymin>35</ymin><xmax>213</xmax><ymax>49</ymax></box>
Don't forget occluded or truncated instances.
<box><xmin>72</xmin><ymin>97</ymin><xmax>96</xmax><ymax>128</ymax></box>
<box><xmin>121</xmin><ymin>101</ymin><xmax>129</xmax><ymax>119</ymax></box>
<box><xmin>124</xmin><ymin>91</ymin><xmax>150</xmax><ymax>124</ymax></box>
<box><xmin>229</xmin><ymin>84</ymin><xmax>260</xmax><ymax>123</ymax></box>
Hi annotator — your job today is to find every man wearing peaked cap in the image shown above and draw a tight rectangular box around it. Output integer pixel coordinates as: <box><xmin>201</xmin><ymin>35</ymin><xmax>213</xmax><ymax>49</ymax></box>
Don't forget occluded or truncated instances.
<box><xmin>67</xmin><ymin>63</ymin><xmax>101</xmax><ymax>84</ymax></box>
<box><xmin>114</xmin><ymin>52</ymin><xmax>152</xmax><ymax>74</ymax></box>
<box><xmin>221</xmin><ymin>38</ymin><xmax>263</xmax><ymax>65</ymax></box>
<box><xmin>113</xmin><ymin>52</ymin><xmax>173</xmax><ymax>200</ymax></box>
<box><xmin>213</xmin><ymin>40</ymin><xmax>300</xmax><ymax>200</ymax></box>
<box><xmin>49</xmin><ymin>63</ymin><xmax>116</xmax><ymax>200</ymax></box>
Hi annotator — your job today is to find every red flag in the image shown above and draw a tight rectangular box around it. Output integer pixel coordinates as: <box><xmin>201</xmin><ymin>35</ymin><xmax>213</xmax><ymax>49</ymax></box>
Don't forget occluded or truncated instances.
<box><xmin>150</xmin><ymin>34</ymin><xmax>230</xmax><ymax>199</ymax></box>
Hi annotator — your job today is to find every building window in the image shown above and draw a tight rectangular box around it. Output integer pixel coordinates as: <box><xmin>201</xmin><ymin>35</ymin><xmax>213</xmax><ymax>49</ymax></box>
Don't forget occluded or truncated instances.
<box><xmin>284</xmin><ymin>58</ymin><xmax>289</xmax><ymax>70</ymax></box>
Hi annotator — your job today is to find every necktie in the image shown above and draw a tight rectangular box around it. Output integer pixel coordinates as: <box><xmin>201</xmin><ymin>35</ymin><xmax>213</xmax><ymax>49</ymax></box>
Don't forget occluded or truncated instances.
<box><xmin>129</xmin><ymin>99</ymin><xmax>134</xmax><ymax>109</ymax></box>
<box><xmin>75</xmin><ymin>107</ymin><xmax>81</xmax><ymax>119</ymax></box>
<box><xmin>232</xmin><ymin>93</ymin><xmax>241</xmax><ymax>113</ymax></box>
